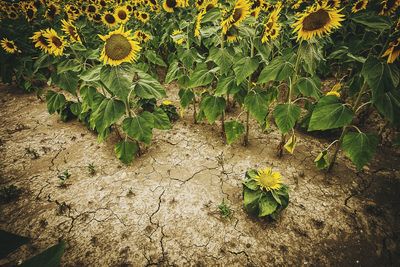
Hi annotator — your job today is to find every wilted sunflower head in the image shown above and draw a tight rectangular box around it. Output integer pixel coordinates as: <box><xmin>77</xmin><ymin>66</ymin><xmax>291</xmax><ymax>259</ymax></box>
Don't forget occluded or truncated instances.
<box><xmin>382</xmin><ymin>38</ymin><xmax>400</xmax><ymax>64</ymax></box>
<box><xmin>0</xmin><ymin>38</ymin><xmax>20</xmax><ymax>54</ymax></box>
<box><xmin>115</xmin><ymin>6</ymin><xmax>130</xmax><ymax>24</ymax></box>
<box><xmin>292</xmin><ymin>3</ymin><xmax>345</xmax><ymax>41</ymax></box>
<box><xmin>226</xmin><ymin>26</ymin><xmax>239</xmax><ymax>43</ymax></box>
<box><xmin>31</xmin><ymin>30</ymin><xmax>50</xmax><ymax>53</ymax></box>
<box><xmin>351</xmin><ymin>0</ymin><xmax>368</xmax><ymax>13</ymax></box>
<box><xmin>254</xmin><ymin>167</ymin><xmax>282</xmax><ymax>191</ymax></box>
<box><xmin>163</xmin><ymin>0</ymin><xmax>177</xmax><ymax>12</ymax></box>
<box><xmin>99</xmin><ymin>26</ymin><xmax>141</xmax><ymax>66</ymax></box>
<box><xmin>43</xmin><ymin>28</ymin><xmax>66</xmax><ymax>56</ymax></box>
<box><xmin>102</xmin><ymin>12</ymin><xmax>118</xmax><ymax>27</ymax></box>
<box><xmin>61</xmin><ymin>19</ymin><xmax>81</xmax><ymax>43</ymax></box>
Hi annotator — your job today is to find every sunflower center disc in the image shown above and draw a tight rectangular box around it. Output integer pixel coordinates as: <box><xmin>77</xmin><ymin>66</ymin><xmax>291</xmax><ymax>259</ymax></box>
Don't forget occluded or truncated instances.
<box><xmin>105</xmin><ymin>14</ymin><xmax>116</xmax><ymax>24</ymax></box>
<box><xmin>166</xmin><ymin>0</ymin><xmax>177</xmax><ymax>8</ymax></box>
<box><xmin>302</xmin><ymin>9</ymin><xmax>330</xmax><ymax>31</ymax></box>
<box><xmin>52</xmin><ymin>37</ymin><xmax>62</xmax><ymax>48</ymax></box>
<box><xmin>118</xmin><ymin>11</ymin><xmax>127</xmax><ymax>20</ymax></box>
<box><xmin>105</xmin><ymin>34</ymin><xmax>132</xmax><ymax>61</ymax></box>
<box><xmin>6</xmin><ymin>42</ymin><xmax>14</xmax><ymax>49</ymax></box>
<box><xmin>232</xmin><ymin>8</ymin><xmax>243</xmax><ymax>22</ymax></box>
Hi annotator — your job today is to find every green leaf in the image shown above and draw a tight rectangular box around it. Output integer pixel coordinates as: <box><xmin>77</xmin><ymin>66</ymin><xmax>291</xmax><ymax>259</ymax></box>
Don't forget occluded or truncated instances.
<box><xmin>79</xmin><ymin>65</ymin><xmax>102</xmax><ymax>82</ymax></box>
<box><xmin>244</xmin><ymin>90</ymin><xmax>270</xmax><ymax>124</ymax></box>
<box><xmin>351</xmin><ymin>13</ymin><xmax>392</xmax><ymax>30</ymax></box>
<box><xmin>258</xmin><ymin>193</ymin><xmax>278</xmax><ymax>217</ymax></box>
<box><xmin>296</xmin><ymin>77</ymin><xmax>321</xmax><ymax>99</ymax></box>
<box><xmin>199</xmin><ymin>95</ymin><xmax>226</xmax><ymax>124</ymax></box>
<box><xmin>90</xmin><ymin>98</ymin><xmax>125</xmax><ymax>134</ymax></box>
<box><xmin>314</xmin><ymin>150</ymin><xmax>329</xmax><ymax>170</ymax></box>
<box><xmin>134</xmin><ymin>73</ymin><xmax>167</xmax><ymax>99</ymax></box>
<box><xmin>80</xmin><ymin>86</ymin><xmax>105</xmax><ymax>112</ymax></box>
<box><xmin>144</xmin><ymin>50</ymin><xmax>167</xmax><ymax>67</ymax></box>
<box><xmin>188</xmin><ymin>63</ymin><xmax>213</xmax><ymax>88</ymax></box>
<box><xmin>100</xmin><ymin>65</ymin><xmax>132</xmax><ymax>100</ymax></box>
<box><xmin>207</xmin><ymin>47</ymin><xmax>234</xmax><ymax>75</ymax></box>
<box><xmin>257</xmin><ymin>57</ymin><xmax>294</xmax><ymax>84</ymax></box>
<box><xmin>224</xmin><ymin>120</ymin><xmax>245</xmax><ymax>145</ymax></box>
<box><xmin>122</xmin><ymin>111</ymin><xmax>154</xmax><ymax>144</ymax></box>
<box><xmin>243</xmin><ymin>187</ymin><xmax>261</xmax><ymax>215</ymax></box>
<box><xmin>0</xmin><ymin>230</ymin><xmax>30</xmax><ymax>259</ymax></box>
<box><xmin>21</xmin><ymin>241</ymin><xmax>66</xmax><ymax>267</ymax></box>
<box><xmin>46</xmin><ymin>91</ymin><xmax>66</xmax><ymax>114</ymax></box>
<box><xmin>341</xmin><ymin>132</ymin><xmax>379</xmax><ymax>170</ymax></box>
<box><xmin>179</xmin><ymin>48</ymin><xmax>203</xmax><ymax>68</ymax></box>
<box><xmin>308</xmin><ymin>96</ymin><xmax>354</xmax><ymax>131</ymax></box>
<box><xmin>233</xmin><ymin>57</ymin><xmax>259</xmax><ymax>85</ymax></box>
<box><xmin>57</xmin><ymin>59</ymin><xmax>81</xmax><ymax>74</ymax></box>
<box><xmin>178</xmin><ymin>88</ymin><xmax>195</xmax><ymax>108</ymax></box>
<box><xmin>273</xmin><ymin>104</ymin><xmax>301</xmax><ymax>134</ymax></box>
<box><xmin>215</xmin><ymin>75</ymin><xmax>242</xmax><ymax>96</ymax></box>
<box><xmin>114</xmin><ymin>140</ymin><xmax>139</xmax><ymax>164</ymax></box>
<box><xmin>152</xmin><ymin>108</ymin><xmax>171</xmax><ymax>130</ymax></box>
<box><xmin>165</xmin><ymin>60</ymin><xmax>181</xmax><ymax>84</ymax></box>
<box><xmin>243</xmin><ymin>179</ymin><xmax>259</xmax><ymax>190</ymax></box>
<box><xmin>53</xmin><ymin>71</ymin><xmax>79</xmax><ymax>96</ymax></box>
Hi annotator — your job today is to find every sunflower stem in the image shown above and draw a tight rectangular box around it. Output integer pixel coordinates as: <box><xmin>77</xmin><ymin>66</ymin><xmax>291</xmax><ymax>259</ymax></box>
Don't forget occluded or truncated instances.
<box><xmin>193</xmin><ymin>96</ymin><xmax>197</xmax><ymax>124</ymax></box>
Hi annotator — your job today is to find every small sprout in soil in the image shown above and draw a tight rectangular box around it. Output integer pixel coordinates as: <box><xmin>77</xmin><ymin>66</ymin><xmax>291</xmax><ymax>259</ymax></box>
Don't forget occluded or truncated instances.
<box><xmin>55</xmin><ymin>200</ymin><xmax>71</xmax><ymax>215</ymax></box>
<box><xmin>0</xmin><ymin>184</ymin><xmax>23</xmax><ymax>204</ymax></box>
<box><xmin>88</xmin><ymin>163</ymin><xmax>96</xmax><ymax>175</ymax></box>
<box><xmin>25</xmin><ymin>147</ymin><xmax>39</xmax><ymax>159</ymax></box>
<box><xmin>218</xmin><ymin>199</ymin><xmax>232</xmax><ymax>218</ymax></box>
<box><xmin>58</xmin><ymin>170</ymin><xmax>71</xmax><ymax>187</ymax></box>
<box><xmin>127</xmin><ymin>187</ymin><xmax>135</xmax><ymax>197</ymax></box>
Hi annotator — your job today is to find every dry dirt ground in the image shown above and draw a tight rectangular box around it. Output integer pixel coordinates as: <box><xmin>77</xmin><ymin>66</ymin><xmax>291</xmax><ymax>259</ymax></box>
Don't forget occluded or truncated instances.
<box><xmin>0</xmin><ymin>84</ymin><xmax>399</xmax><ymax>266</ymax></box>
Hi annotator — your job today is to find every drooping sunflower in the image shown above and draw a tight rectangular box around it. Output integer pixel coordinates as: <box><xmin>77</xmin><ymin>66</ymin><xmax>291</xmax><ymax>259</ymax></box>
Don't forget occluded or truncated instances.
<box><xmin>133</xmin><ymin>30</ymin><xmax>152</xmax><ymax>43</ymax></box>
<box><xmin>135</xmin><ymin>11</ymin><xmax>150</xmax><ymax>23</ymax></box>
<box><xmin>382</xmin><ymin>38</ymin><xmax>400</xmax><ymax>64</ymax></box>
<box><xmin>194</xmin><ymin>9</ymin><xmax>206</xmax><ymax>38</ymax></box>
<box><xmin>31</xmin><ymin>30</ymin><xmax>50</xmax><ymax>53</ymax></box>
<box><xmin>253</xmin><ymin>167</ymin><xmax>282</xmax><ymax>191</ymax></box>
<box><xmin>45</xmin><ymin>3</ymin><xmax>60</xmax><ymax>20</ymax></box>
<box><xmin>351</xmin><ymin>0</ymin><xmax>368</xmax><ymax>13</ymax></box>
<box><xmin>102</xmin><ymin>12</ymin><xmax>118</xmax><ymax>27</ymax></box>
<box><xmin>261</xmin><ymin>4</ymin><xmax>282</xmax><ymax>43</ymax></box>
<box><xmin>221</xmin><ymin>0</ymin><xmax>251</xmax><ymax>34</ymax></box>
<box><xmin>99</xmin><ymin>26</ymin><xmax>141</xmax><ymax>66</ymax></box>
<box><xmin>292</xmin><ymin>3</ymin><xmax>345</xmax><ymax>41</ymax></box>
<box><xmin>171</xmin><ymin>29</ymin><xmax>186</xmax><ymax>45</ymax></box>
<box><xmin>115</xmin><ymin>5</ymin><xmax>130</xmax><ymax>24</ymax></box>
<box><xmin>61</xmin><ymin>19</ymin><xmax>81</xmax><ymax>43</ymax></box>
<box><xmin>0</xmin><ymin>38</ymin><xmax>20</xmax><ymax>54</ymax></box>
<box><xmin>163</xmin><ymin>0</ymin><xmax>178</xmax><ymax>12</ymax></box>
<box><xmin>226</xmin><ymin>26</ymin><xmax>239</xmax><ymax>43</ymax></box>
<box><xmin>43</xmin><ymin>28</ymin><xmax>66</xmax><ymax>56</ymax></box>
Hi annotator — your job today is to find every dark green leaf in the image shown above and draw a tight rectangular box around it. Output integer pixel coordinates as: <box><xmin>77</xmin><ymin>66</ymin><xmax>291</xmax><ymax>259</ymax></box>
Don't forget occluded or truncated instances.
<box><xmin>0</xmin><ymin>230</ymin><xmax>30</xmax><ymax>259</ymax></box>
<box><xmin>21</xmin><ymin>241</ymin><xmax>66</xmax><ymax>267</ymax></box>
<box><xmin>152</xmin><ymin>108</ymin><xmax>171</xmax><ymax>130</ymax></box>
<box><xmin>145</xmin><ymin>50</ymin><xmax>167</xmax><ymax>67</ymax></box>
<box><xmin>122</xmin><ymin>111</ymin><xmax>154</xmax><ymax>144</ymax></box>
<box><xmin>341</xmin><ymin>132</ymin><xmax>379</xmax><ymax>170</ymax></box>
<box><xmin>224</xmin><ymin>120</ymin><xmax>245</xmax><ymax>145</ymax></box>
<box><xmin>188</xmin><ymin>63</ymin><xmax>213</xmax><ymax>88</ymax></box>
<box><xmin>199</xmin><ymin>95</ymin><xmax>226</xmax><ymax>123</ymax></box>
<box><xmin>258</xmin><ymin>193</ymin><xmax>278</xmax><ymax>217</ymax></box>
<box><xmin>115</xmin><ymin>140</ymin><xmax>139</xmax><ymax>164</ymax></box>
<box><xmin>257</xmin><ymin>57</ymin><xmax>294</xmax><ymax>84</ymax></box>
<box><xmin>90</xmin><ymin>98</ymin><xmax>125</xmax><ymax>133</ymax></box>
<box><xmin>178</xmin><ymin>88</ymin><xmax>195</xmax><ymax>108</ymax></box>
<box><xmin>46</xmin><ymin>91</ymin><xmax>66</xmax><ymax>114</ymax></box>
<box><xmin>233</xmin><ymin>57</ymin><xmax>259</xmax><ymax>85</ymax></box>
<box><xmin>274</xmin><ymin>104</ymin><xmax>301</xmax><ymax>134</ymax></box>
<box><xmin>244</xmin><ymin>90</ymin><xmax>270</xmax><ymax>124</ymax></box>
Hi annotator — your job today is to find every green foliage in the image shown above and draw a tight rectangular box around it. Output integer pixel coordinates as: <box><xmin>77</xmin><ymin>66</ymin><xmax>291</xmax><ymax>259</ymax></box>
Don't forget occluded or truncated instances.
<box><xmin>58</xmin><ymin>170</ymin><xmax>71</xmax><ymax>185</ymax></box>
<box><xmin>224</xmin><ymin>120</ymin><xmax>245</xmax><ymax>145</ymax></box>
<box><xmin>0</xmin><ymin>230</ymin><xmax>30</xmax><ymax>259</ymax></box>
<box><xmin>233</xmin><ymin>57</ymin><xmax>259</xmax><ymax>85</ymax></box>
<box><xmin>115</xmin><ymin>140</ymin><xmax>139</xmax><ymax>164</ymax></box>
<box><xmin>89</xmin><ymin>98</ymin><xmax>125</xmax><ymax>134</ymax></box>
<box><xmin>178</xmin><ymin>88</ymin><xmax>195</xmax><ymax>109</ymax></box>
<box><xmin>244</xmin><ymin>90</ymin><xmax>270</xmax><ymax>125</ymax></box>
<box><xmin>199</xmin><ymin>95</ymin><xmax>226</xmax><ymax>124</ymax></box>
<box><xmin>218</xmin><ymin>199</ymin><xmax>232</xmax><ymax>218</ymax></box>
<box><xmin>21</xmin><ymin>241</ymin><xmax>66</xmax><ymax>267</ymax></box>
<box><xmin>188</xmin><ymin>63</ymin><xmax>214</xmax><ymax>88</ymax></box>
<box><xmin>341</xmin><ymin>132</ymin><xmax>379</xmax><ymax>170</ymax></box>
<box><xmin>257</xmin><ymin>57</ymin><xmax>294</xmax><ymax>84</ymax></box>
<box><xmin>122</xmin><ymin>111</ymin><xmax>155</xmax><ymax>145</ymax></box>
<box><xmin>314</xmin><ymin>150</ymin><xmax>330</xmax><ymax>170</ymax></box>
<box><xmin>152</xmin><ymin>108</ymin><xmax>172</xmax><ymax>130</ymax></box>
<box><xmin>46</xmin><ymin>91</ymin><xmax>66</xmax><ymax>115</ymax></box>
<box><xmin>274</xmin><ymin>104</ymin><xmax>301</xmax><ymax>134</ymax></box>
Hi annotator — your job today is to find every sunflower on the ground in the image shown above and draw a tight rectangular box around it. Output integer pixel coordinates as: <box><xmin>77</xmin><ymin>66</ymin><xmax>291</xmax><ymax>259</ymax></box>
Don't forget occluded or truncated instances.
<box><xmin>261</xmin><ymin>2</ymin><xmax>282</xmax><ymax>43</ymax></box>
<box><xmin>382</xmin><ymin>38</ymin><xmax>400</xmax><ymax>64</ymax></box>
<box><xmin>351</xmin><ymin>0</ymin><xmax>368</xmax><ymax>13</ymax></box>
<box><xmin>43</xmin><ymin>28</ymin><xmax>67</xmax><ymax>56</ymax></box>
<box><xmin>379</xmin><ymin>0</ymin><xmax>400</xmax><ymax>15</ymax></box>
<box><xmin>99</xmin><ymin>25</ymin><xmax>141</xmax><ymax>66</ymax></box>
<box><xmin>292</xmin><ymin>2</ymin><xmax>345</xmax><ymax>41</ymax></box>
<box><xmin>115</xmin><ymin>5</ymin><xmax>130</xmax><ymax>24</ymax></box>
<box><xmin>45</xmin><ymin>3</ymin><xmax>60</xmax><ymax>20</ymax></box>
<box><xmin>31</xmin><ymin>30</ymin><xmax>50</xmax><ymax>53</ymax></box>
<box><xmin>221</xmin><ymin>0</ymin><xmax>251</xmax><ymax>34</ymax></box>
<box><xmin>61</xmin><ymin>20</ymin><xmax>81</xmax><ymax>43</ymax></box>
<box><xmin>133</xmin><ymin>30</ymin><xmax>152</xmax><ymax>43</ymax></box>
<box><xmin>102</xmin><ymin>12</ymin><xmax>118</xmax><ymax>27</ymax></box>
<box><xmin>0</xmin><ymin>38</ymin><xmax>20</xmax><ymax>54</ymax></box>
<box><xmin>253</xmin><ymin>167</ymin><xmax>282</xmax><ymax>191</ymax></box>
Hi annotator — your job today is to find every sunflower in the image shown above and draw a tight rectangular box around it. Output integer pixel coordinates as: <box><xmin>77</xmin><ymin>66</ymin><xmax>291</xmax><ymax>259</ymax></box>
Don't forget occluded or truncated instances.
<box><xmin>221</xmin><ymin>0</ymin><xmax>251</xmax><ymax>34</ymax></box>
<box><xmin>45</xmin><ymin>3</ymin><xmax>60</xmax><ymax>20</ymax></box>
<box><xmin>250</xmin><ymin>0</ymin><xmax>263</xmax><ymax>18</ymax></box>
<box><xmin>7</xmin><ymin>9</ymin><xmax>19</xmax><ymax>20</ymax></box>
<box><xmin>194</xmin><ymin>9</ymin><xmax>206</xmax><ymax>38</ymax></box>
<box><xmin>163</xmin><ymin>0</ymin><xmax>178</xmax><ymax>12</ymax></box>
<box><xmin>61</xmin><ymin>20</ymin><xmax>81</xmax><ymax>43</ymax></box>
<box><xmin>253</xmin><ymin>167</ymin><xmax>282</xmax><ymax>191</ymax></box>
<box><xmin>97</xmin><ymin>0</ymin><xmax>108</xmax><ymax>8</ymax></box>
<box><xmin>99</xmin><ymin>26</ymin><xmax>141</xmax><ymax>66</ymax></box>
<box><xmin>86</xmin><ymin>3</ymin><xmax>98</xmax><ymax>14</ymax></box>
<box><xmin>23</xmin><ymin>3</ymin><xmax>37</xmax><ymax>21</ymax></box>
<box><xmin>31</xmin><ymin>30</ymin><xmax>50</xmax><ymax>53</ymax></box>
<box><xmin>380</xmin><ymin>0</ymin><xmax>400</xmax><ymax>15</ymax></box>
<box><xmin>0</xmin><ymin>38</ymin><xmax>20</xmax><ymax>54</ymax></box>
<box><xmin>324</xmin><ymin>0</ymin><xmax>341</xmax><ymax>8</ymax></box>
<box><xmin>43</xmin><ymin>28</ymin><xmax>66</xmax><ymax>56</ymax></box>
<box><xmin>115</xmin><ymin>6</ymin><xmax>130</xmax><ymax>24</ymax></box>
<box><xmin>351</xmin><ymin>0</ymin><xmax>368</xmax><ymax>13</ymax></box>
<box><xmin>177</xmin><ymin>0</ymin><xmax>189</xmax><ymax>7</ymax></box>
<box><xmin>261</xmin><ymin>4</ymin><xmax>282</xmax><ymax>43</ymax></box>
<box><xmin>226</xmin><ymin>26</ymin><xmax>239</xmax><ymax>42</ymax></box>
<box><xmin>135</xmin><ymin>11</ymin><xmax>150</xmax><ymax>23</ymax></box>
<box><xmin>102</xmin><ymin>12</ymin><xmax>118</xmax><ymax>27</ymax></box>
<box><xmin>65</xmin><ymin>4</ymin><xmax>81</xmax><ymax>21</ymax></box>
<box><xmin>293</xmin><ymin>3</ymin><xmax>345</xmax><ymax>41</ymax></box>
<box><xmin>133</xmin><ymin>30</ymin><xmax>152</xmax><ymax>43</ymax></box>
<box><xmin>171</xmin><ymin>29</ymin><xmax>186</xmax><ymax>45</ymax></box>
<box><xmin>382</xmin><ymin>38</ymin><xmax>400</xmax><ymax>64</ymax></box>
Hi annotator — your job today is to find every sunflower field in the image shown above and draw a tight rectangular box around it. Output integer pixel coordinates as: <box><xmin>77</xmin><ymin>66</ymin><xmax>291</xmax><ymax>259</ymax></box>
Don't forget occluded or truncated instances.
<box><xmin>0</xmin><ymin>0</ymin><xmax>400</xmax><ymax>265</ymax></box>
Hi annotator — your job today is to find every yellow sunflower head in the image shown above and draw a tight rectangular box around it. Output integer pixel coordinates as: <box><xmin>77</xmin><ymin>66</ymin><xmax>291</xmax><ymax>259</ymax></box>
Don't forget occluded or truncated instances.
<box><xmin>133</xmin><ymin>30</ymin><xmax>152</xmax><ymax>43</ymax></box>
<box><xmin>43</xmin><ymin>28</ymin><xmax>66</xmax><ymax>56</ymax></box>
<box><xmin>24</xmin><ymin>3</ymin><xmax>37</xmax><ymax>21</ymax></box>
<box><xmin>221</xmin><ymin>0</ymin><xmax>251</xmax><ymax>34</ymax></box>
<box><xmin>86</xmin><ymin>3</ymin><xmax>98</xmax><ymax>14</ymax></box>
<box><xmin>99</xmin><ymin>26</ymin><xmax>141</xmax><ymax>66</ymax></box>
<box><xmin>163</xmin><ymin>0</ymin><xmax>178</xmax><ymax>13</ymax></box>
<box><xmin>115</xmin><ymin>6</ymin><xmax>130</xmax><ymax>24</ymax></box>
<box><xmin>135</xmin><ymin>11</ymin><xmax>150</xmax><ymax>23</ymax></box>
<box><xmin>382</xmin><ymin>38</ymin><xmax>400</xmax><ymax>64</ymax></box>
<box><xmin>61</xmin><ymin>19</ymin><xmax>81</xmax><ymax>43</ymax></box>
<box><xmin>351</xmin><ymin>0</ymin><xmax>368</xmax><ymax>13</ymax></box>
<box><xmin>45</xmin><ymin>3</ymin><xmax>60</xmax><ymax>20</ymax></box>
<box><xmin>254</xmin><ymin>167</ymin><xmax>282</xmax><ymax>191</ymax></box>
<box><xmin>379</xmin><ymin>0</ymin><xmax>400</xmax><ymax>15</ymax></box>
<box><xmin>292</xmin><ymin>3</ymin><xmax>345</xmax><ymax>41</ymax></box>
<box><xmin>7</xmin><ymin>9</ymin><xmax>19</xmax><ymax>20</ymax></box>
<box><xmin>65</xmin><ymin>4</ymin><xmax>81</xmax><ymax>21</ymax></box>
<box><xmin>171</xmin><ymin>29</ymin><xmax>186</xmax><ymax>45</ymax></box>
<box><xmin>194</xmin><ymin>9</ymin><xmax>206</xmax><ymax>38</ymax></box>
<box><xmin>0</xmin><ymin>38</ymin><xmax>20</xmax><ymax>54</ymax></box>
<box><xmin>261</xmin><ymin>6</ymin><xmax>282</xmax><ymax>43</ymax></box>
<box><xmin>102</xmin><ymin>12</ymin><xmax>118</xmax><ymax>27</ymax></box>
<box><xmin>226</xmin><ymin>26</ymin><xmax>239</xmax><ymax>43</ymax></box>
<box><xmin>323</xmin><ymin>0</ymin><xmax>341</xmax><ymax>8</ymax></box>
<box><xmin>31</xmin><ymin>30</ymin><xmax>50</xmax><ymax>53</ymax></box>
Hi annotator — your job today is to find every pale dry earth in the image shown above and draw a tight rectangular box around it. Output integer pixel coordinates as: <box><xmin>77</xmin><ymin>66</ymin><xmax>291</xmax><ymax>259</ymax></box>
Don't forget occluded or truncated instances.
<box><xmin>0</xmin><ymin>84</ymin><xmax>399</xmax><ymax>266</ymax></box>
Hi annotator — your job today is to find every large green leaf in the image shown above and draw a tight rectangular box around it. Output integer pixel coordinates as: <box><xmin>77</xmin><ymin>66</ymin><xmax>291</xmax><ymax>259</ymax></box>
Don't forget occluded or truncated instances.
<box><xmin>244</xmin><ymin>90</ymin><xmax>270</xmax><ymax>124</ymax></box>
<box><xmin>296</xmin><ymin>76</ymin><xmax>321</xmax><ymax>99</ymax></box>
<box><xmin>100</xmin><ymin>65</ymin><xmax>132</xmax><ymax>100</ymax></box>
<box><xmin>258</xmin><ymin>193</ymin><xmax>278</xmax><ymax>217</ymax></box>
<box><xmin>224</xmin><ymin>120</ymin><xmax>245</xmax><ymax>145</ymax></box>
<box><xmin>80</xmin><ymin>86</ymin><xmax>105</xmax><ymax>112</ymax></box>
<box><xmin>90</xmin><ymin>98</ymin><xmax>125</xmax><ymax>133</ymax></box>
<box><xmin>0</xmin><ymin>230</ymin><xmax>30</xmax><ymax>259</ymax></box>
<box><xmin>46</xmin><ymin>91</ymin><xmax>66</xmax><ymax>114</ymax></box>
<box><xmin>188</xmin><ymin>63</ymin><xmax>214</xmax><ymax>88</ymax></box>
<box><xmin>207</xmin><ymin>47</ymin><xmax>234</xmax><ymax>75</ymax></box>
<box><xmin>57</xmin><ymin>59</ymin><xmax>81</xmax><ymax>74</ymax></box>
<box><xmin>273</xmin><ymin>104</ymin><xmax>301</xmax><ymax>134</ymax></box>
<box><xmin>115</xmin><ymin>140</ymin><xmax>139</xmax><ymax>164</ymax></box>
<box><xmin>199</xmin><ymin>95</ymin><xmax>226</xmax><ymax>123</ymax></box>
<box><xmin>178</xmin><ymin>88</ymin><xmax>195</xmax><ymax>108</ymax></box>
<box><xmin>122</xmin><ymin>111</ymin><xmax>154</xmax><ymax>144</ymax></box>
<box><xmin>233</xmin><ymin>57</ymin><xmax>259</xmax><ymax>85</ymax></box>
<box><xmin>53</xmin><ymin>71</ymin><xmax>79</xmax><ymax>96</ymax></box>
<box><xmin>165</xmin><ymin>60</ymin><xmax>181</xmax><ymax>84</ymax></box>
<box><xmin>79</xmin><ymin>65</ymin><xmax>102</xmax><ymax>82</ymax></box>
<box><xmin>144</xmin><ymin>50</ymin><xmax>167</xmax><ymax>67</ymax></box>
<box><xmin>134</xmin><ymin>73</ymin><xmax>167</xmax><ymax>99</ymax></box>
<box><xmin>351</xmin><ymin>13</ymin><xmax>392</xmax><ymax>30</ymax></box>
<box><xmin>243</xmin><ymin>187</ymin><xmax>261</xmax><ymax>215</ymax></box>
<box><xmin>341</xmin><ymin>132</ymin><xmax>379</xmax><ymax>170</ymax></box>
<box><xmin>308</xmin><ymin>96</ymin><xmax>354</xmax><ymax>131</ymax></box>
<box><xmin>152</xmin><ymin>108</ymin><xmax>171</xmax><ymax>130</ymax></box>
<box><xmin>21</xmin><ymin>241</ymin><xmax>66</xmax><ymax>267</ymax></box>
<box><xmin>215</xmin><ymin>75</ymin><xmax>242</xmax><ymax>96</ymax></box>
<box><xmin>257</xmin><ymin>57</ymin><xmax>294</xmax><ymax>84</ymax></box>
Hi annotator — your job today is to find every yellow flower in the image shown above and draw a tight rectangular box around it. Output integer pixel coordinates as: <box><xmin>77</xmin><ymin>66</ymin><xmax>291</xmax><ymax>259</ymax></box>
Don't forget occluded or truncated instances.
<box><xmin>115</xmin><ymin>5</ymin><xmax>130</xmax><ymax>24</ymax></box>
<box><xmin>43</xmin><ymin>28</ymin><xmax>66</xmax><ymax>56</ymax></box>
<box><xmin>23</xmin><ymin>3</ymin><xmax>37</xmax><ymax>21</ymax></box>
<box><xmin>194</xmin><ymin>9</ymin><xmax>206</xmax><ymax>38</ymax></box>
<box><xmin>0</xmin><ymin>38</ymin><xmax>20</xmax><ymax>54</ymax></box>
<box><xmin>382</xmin><ymin>38</ymin><xmax>400</xmax><ymax>64</ymax></box>
<box><xmin>351</xmin><ymin>0</ymin><xmax>368</xmax><ymax>13</ymax></box>
<box><xmin>261</xmin><ymin>4</ymin><xmax>282</xmax><ymax>43</ymax></box>
<box><xmin>102</xmin><ymin>12</ymin><xmax>118</xmax><ymax>28</ymax></box>
<box><xmin>133</xmin><ymin>30</ymin><xmax>152</xmax><ymax>43</ymax></box>
<box><xmin>31</xmin><ymin>30</ymin><xmax>50</xmax><ymax>53</ymax></box>
<box><xmin>45</xmin><ymin>3</ymin><xmax>60</xmax><ymax>20</ymax></box>
<box><xmin>379</xmin><ymin>0</ymin><xmax>400</xmax><ymax>15</ymax></box>
<box><xmin>99</xmin><ymin>25</ymin><xmax>141</xmax><ymax>66</ymax></box>
<box><xmin>135</xmin><ymin>11</ymin><xmax>150</xmax><ymax>23</ymax></box>
<box><xmin>293</xmin><ymin>3</ymin><xmax>345</xmax><ymax>41</ymax></box>
<box><xmin>323</xmin><ymin>0</ymin><xmax>341</xmax><ymax>8</ymax></box>
<box><xmin>162</xmin><ymin>100</ymin><xmax>172</xmax><ymax>105</ymax></box>
<box><xmin>326</xmin><ymin>82</ymin><xmax>342</xmax><ymax>97</ymax></box>
<box><xmin>254</xmin><ymin>167</ymin><xmax>282</xmax><ymax>191</ymax></box>
<box><xmin>221</xmin><ymin>0</ymin><xmax>251</xmax><ymax>34</ymax></box>
<box><xmin>65</xmin><ymin>4</ymin><xmax>81</xmax><ymax>21</ymax></box>
<box><xmin>171</xmin><ymin>29</ymin><xmax>186</xmax><ymax>45</ymax></box>
<box><xmin>163</xmin><ymin>0</ymin><xmax>178</xmax><ymax>12</ymax></box>
<box><xmin>61</xmin><ymin>20</ymin><xmax>81</xmax><ymax>43</ymax></box>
